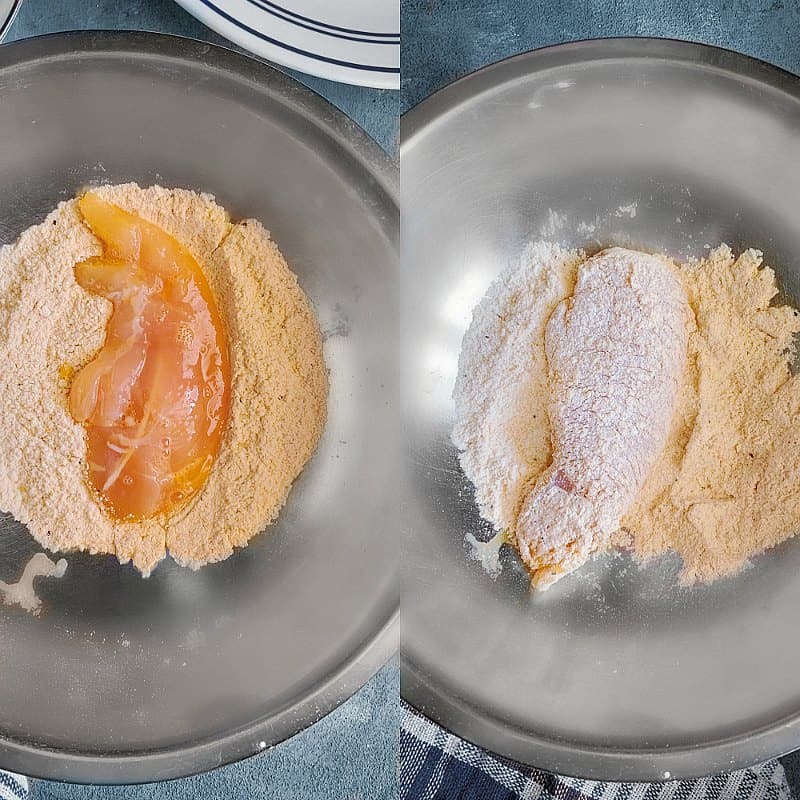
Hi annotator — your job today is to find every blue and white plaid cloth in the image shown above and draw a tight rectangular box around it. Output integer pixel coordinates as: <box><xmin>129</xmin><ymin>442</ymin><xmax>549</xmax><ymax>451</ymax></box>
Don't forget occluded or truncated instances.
<box><xmin>0</xmin><ymin>772</ymin><xmax>27</xmax><ymax>800</ymax></box>
<box><xmin>399</xmin><ymin>703</ymin><xmax>792</xmax><ymax>800</ymax></box>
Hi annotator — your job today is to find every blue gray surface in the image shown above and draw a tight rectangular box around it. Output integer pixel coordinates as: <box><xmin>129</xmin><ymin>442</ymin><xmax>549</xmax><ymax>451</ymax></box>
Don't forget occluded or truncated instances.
<box><xmin>3</xmin><ymin>1</ymin><xmax>398</xmax><ymax>799</ymax></box>
<box><xmin>401</xmin><ymin>0</ymin><xmax>800</xmax><ymax>792</ymax></box>
<box><xmin>401</xmin><ymin>0</ymin><xmax>800</xmax><ymax>113</ymax></box>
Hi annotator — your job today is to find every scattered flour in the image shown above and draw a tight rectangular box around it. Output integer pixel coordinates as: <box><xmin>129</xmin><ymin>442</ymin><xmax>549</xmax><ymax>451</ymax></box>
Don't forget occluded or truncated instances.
<box><xmin>615</xmin><ymin>202</ymin><xmax>638</xmax><ymax>218</ymax></box>
<box><xmin>537</xmin><ymin>203</ymin><xmax>637</xmax><ymax>239</ymax></box>
<box><xmin>538</xmin><ymin>210</ymin><xmax>568</xmax><ymax>238</ymax></box>
<box><xmin>0</xmin><ymin>553</ymin><xmax>67</xmax><ymax>615</ymax></box>
<box><xmin>465</xmin><ymin>530</ymin><xmax>508</xmax><ymax>577</ymax></box>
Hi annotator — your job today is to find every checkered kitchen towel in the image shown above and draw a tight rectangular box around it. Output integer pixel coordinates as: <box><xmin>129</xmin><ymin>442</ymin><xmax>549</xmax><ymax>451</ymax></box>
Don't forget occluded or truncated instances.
<box><xmin>0</xmin><ymin>772</ymin><xmax>27</xmax><ymax>800</ymax></box>
<box><xmin>399</xmin><ymin>703</ymin><xmax>791</xmax><ymax>800</ymax></box>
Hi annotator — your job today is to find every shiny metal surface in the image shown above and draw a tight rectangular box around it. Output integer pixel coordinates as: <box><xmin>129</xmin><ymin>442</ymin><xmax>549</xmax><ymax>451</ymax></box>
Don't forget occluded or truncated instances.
<box><xmin>401</xmin><ymin>39</ymin><xmax>800</xmax><ymax>781</ymax></box>
<box><xmin>0</xmin><ymin>32</ymin><xmax>398</xmax><ymax>783</ymax></box>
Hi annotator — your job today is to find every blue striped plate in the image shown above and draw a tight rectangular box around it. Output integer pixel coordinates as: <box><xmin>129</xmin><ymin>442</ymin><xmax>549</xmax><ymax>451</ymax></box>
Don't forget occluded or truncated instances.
<box><xmin>0</xmin><ymin>0</ymin><xmax>21</xmax><ymax>40</ymax></box>
<box><xmin>174</xmin><ymin>0</ymin><xmax>399</xmax><ymax>88</ymax></box>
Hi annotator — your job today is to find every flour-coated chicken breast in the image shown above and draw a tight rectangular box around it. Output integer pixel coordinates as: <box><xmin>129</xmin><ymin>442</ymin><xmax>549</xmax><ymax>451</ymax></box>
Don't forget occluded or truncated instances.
<box><xmin>515</xmin><ymin>247</ymin><xmax>691</xmax><ymax>589</ymax></box>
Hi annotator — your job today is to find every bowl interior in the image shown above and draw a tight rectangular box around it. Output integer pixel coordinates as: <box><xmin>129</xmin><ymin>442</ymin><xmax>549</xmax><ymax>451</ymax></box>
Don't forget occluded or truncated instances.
<box><xmin>401</xmin><ymin>40</ymin><xmax>800</xmax><ymax>779</ymax></box>
<box><xmin>0</xmin><ymin>33</ymin><xmax>397</xmax><ymax>781</ymax></box>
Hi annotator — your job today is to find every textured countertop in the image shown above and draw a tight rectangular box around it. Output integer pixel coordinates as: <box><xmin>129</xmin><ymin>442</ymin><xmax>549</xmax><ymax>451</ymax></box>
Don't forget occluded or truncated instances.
<box><xmin>401</xmin><ymin>0</ymin><xmax>800</xmax><ymax>791</ymax></box>
<box><xmin>2</xmin><ymin>1</ymin><xmax>398</xmax><ymax>799</ymax></box>
<box><xmin>401</xmin><ymin>0</ymin><xmax>800</xmax><ymax>113</ymax></box>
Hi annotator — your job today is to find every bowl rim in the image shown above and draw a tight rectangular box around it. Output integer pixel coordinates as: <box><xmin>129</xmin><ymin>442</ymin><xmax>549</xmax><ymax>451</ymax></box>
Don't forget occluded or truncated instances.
<box><xmin>402</xmin><ymin>35</ymin><xmax>800</xmax><ymax>146</ymax></box>
<box><xmin>400</xmin><ymin>36</ymin><xmax>800</xmax><ymax>782</ymax></box>
<box><xmin>0</xmin><ymin>28</ymin><xmax>398</xmax><ymax>784</ymax></box>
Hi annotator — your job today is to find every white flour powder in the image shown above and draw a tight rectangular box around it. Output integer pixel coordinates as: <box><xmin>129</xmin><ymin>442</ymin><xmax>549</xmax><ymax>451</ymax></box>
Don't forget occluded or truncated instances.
<box><xmin>451</xmin><ymin>242</ymin><xmax>583</xmax><ymax>533</ymax></box>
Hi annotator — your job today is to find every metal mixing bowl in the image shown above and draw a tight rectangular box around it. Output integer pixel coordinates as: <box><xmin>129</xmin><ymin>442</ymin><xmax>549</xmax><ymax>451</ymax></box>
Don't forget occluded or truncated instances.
<box><xmin>0</xmin><ymin>31</ymin><xmax>398</xmax><ymax>782</ymax></box>
<box><xmin>401</xmin><ymin>39</ymin><xmax>800</xmax><ymax>780</ymax></box>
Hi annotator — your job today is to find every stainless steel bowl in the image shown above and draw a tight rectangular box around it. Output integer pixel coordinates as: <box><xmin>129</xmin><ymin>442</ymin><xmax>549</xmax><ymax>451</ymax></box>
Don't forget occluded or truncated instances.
<box><xmin>401</xmin><ymin>39</ymin><xmax>800</xmax><ymax>781</ymax></box>
<box><xmin>0</xmin><ymin>31</ymin><xmax>398</xmax><ymax>782</ymax></box>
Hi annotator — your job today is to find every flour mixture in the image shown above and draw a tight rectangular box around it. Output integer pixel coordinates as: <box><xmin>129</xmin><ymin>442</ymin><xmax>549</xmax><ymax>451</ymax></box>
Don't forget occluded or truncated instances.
<box><xmin>0</xmin><ymin>184</ymin><xmax>328</xmax><ymax>575</ymax></box>
<box><xmin>453</xmin><ymin>242</ymin><xmax>800</xmax><ymax>588</ymax></box>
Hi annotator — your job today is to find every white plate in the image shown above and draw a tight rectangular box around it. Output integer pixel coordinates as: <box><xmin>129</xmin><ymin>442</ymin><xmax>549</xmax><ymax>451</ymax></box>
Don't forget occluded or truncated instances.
<box><xmin>175</xmin><ymin>0</ymin><xmax>399</xmax><ymax>89</ymax></box>
<box><xmin>0</xmin><ymin>0</ymin><xmax>20</xmax><ymax>40</ymax></box>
